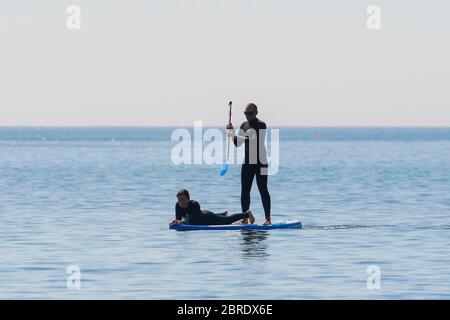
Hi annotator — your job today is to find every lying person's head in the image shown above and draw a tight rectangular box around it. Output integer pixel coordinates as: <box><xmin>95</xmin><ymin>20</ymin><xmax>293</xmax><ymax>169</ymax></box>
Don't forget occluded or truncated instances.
<box><xmin>176</xmin><ymin>189</ymin><xmax>190</xmax><ymax>208</ymax></box>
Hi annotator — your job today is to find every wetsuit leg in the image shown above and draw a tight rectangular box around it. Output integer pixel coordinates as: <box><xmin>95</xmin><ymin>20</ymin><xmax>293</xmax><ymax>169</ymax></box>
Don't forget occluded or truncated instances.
<box><xmin>256</xmin><ymin>168</ymin><xmax>271</xmax><ymax>220</ymax></box>
<box><xmin>197</xmin><ymin>212</ymin><xmax>249</xmax><ymax>225</ymax></box>
<box><xmin>202</xmin><ymin>210</ymin><xmax>227</xmax><ymax>217</ymax></box>
<box><xmin>241</xmin><ymin>164</ymin><xmax>256</xmax><ymax>213</ymax></box>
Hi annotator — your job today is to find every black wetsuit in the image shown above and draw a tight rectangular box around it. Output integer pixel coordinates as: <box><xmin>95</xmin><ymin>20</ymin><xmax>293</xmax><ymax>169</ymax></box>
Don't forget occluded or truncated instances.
<box><xmin>233</xmin><ymin>118</ymin><xmax>271</xmax><ymax>220</ymax></box>
<box><xmin>175</xmin><ymin>200</ymin><xmax>249</xmax><ymax>225</ymax></box>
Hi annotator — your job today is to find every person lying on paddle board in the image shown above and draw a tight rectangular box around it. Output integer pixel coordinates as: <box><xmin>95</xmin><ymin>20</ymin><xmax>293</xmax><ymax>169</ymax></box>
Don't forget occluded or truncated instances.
<box><xmin>170</xmin><ymin>189</ymin><xmax>255</xmax><ymax>226</ymax></box>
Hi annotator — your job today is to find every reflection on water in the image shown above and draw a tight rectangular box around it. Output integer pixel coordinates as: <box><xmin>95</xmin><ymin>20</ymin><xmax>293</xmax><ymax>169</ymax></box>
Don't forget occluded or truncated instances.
<box><xmin>239</xmin><ymin>230</ymin><xmax>269</xmax><ymax>258</ymax></box>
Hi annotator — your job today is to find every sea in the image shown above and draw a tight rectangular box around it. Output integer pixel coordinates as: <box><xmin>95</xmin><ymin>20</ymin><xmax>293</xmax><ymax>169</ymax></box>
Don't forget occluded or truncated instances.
<box><xmin>0</xmin><ymin>127</ymin><xmax>449</xmax><ymax>299</ymax></box>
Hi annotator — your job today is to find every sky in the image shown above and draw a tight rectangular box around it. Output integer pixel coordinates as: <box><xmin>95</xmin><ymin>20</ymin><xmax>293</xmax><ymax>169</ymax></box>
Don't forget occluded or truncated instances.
<box><xmin>0</xmin><ymin>0</ymin><xmax>449</xmax><ymax>127</ymax></box>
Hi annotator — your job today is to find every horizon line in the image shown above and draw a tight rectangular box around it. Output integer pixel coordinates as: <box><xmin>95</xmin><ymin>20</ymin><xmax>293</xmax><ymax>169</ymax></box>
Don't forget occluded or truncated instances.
<box><xmin>0</xmin><ymin>125</ymin><xmax>450</xmax><ymax>129</ymax></box>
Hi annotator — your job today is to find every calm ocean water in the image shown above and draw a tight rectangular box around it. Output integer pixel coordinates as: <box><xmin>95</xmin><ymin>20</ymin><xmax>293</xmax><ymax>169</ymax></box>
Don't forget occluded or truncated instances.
<box><xmin>0</xmin><ymin>127</ymin><xmax>449</xmax><ymax>299</ymax></box>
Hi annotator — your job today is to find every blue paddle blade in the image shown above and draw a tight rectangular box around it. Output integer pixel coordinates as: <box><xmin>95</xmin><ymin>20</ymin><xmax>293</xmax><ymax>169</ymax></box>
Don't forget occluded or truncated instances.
<box><xmin>219</xmin><ymin>163</ymin><xmax>228</xmax><ymax>176</ymax></box>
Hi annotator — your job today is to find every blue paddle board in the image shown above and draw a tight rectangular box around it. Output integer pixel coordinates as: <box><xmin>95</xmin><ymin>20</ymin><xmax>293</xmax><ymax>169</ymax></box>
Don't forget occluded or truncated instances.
<box><xmin>169</xmin><ymin>220</ymin><xmax>302</xmax><ymax>231</ymax></box>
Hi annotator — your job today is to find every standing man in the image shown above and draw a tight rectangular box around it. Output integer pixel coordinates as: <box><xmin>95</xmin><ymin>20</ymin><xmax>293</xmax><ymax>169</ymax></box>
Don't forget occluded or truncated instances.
<box><xmin>227</xmin><ymin>103</ymin><xmax>271</xmax><ymax>225</ymax></box>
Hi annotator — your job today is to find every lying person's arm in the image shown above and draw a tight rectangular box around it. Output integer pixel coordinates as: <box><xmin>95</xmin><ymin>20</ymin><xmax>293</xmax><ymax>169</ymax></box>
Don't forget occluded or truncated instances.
<box><xmin>171</xmin><ymin>203</ymin><xmax>183</xmax><ymax>225</ymax></box>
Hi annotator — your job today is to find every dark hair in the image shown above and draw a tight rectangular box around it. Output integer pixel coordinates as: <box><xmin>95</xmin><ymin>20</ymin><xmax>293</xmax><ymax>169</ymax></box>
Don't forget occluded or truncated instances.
<box><xmin>247</xmin><ymin>103</ymin><xmax>258</xmax><ymax>111</ymax></box>
<box><xmin>176</xmin><ymin>189</ymin><xmax>190</xmax><ymax>199</ymax></box>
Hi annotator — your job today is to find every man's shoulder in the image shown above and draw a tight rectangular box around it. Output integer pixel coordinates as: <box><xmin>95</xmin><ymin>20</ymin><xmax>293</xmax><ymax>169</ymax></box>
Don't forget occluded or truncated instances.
<box><xmin>190</xmin><ymin>200</ymin><xmax>200</xmax><ymax>207</ymax></box>
<box><xmin>240</xmin><ymin>119</ymin><xmax>266</xmax><ymax>129</ymax></box>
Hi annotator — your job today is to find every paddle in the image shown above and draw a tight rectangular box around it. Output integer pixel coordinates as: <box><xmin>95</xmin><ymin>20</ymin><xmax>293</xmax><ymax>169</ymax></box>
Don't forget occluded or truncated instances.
<box><xmin>220</xmin><ymin>101</ymin><xmax>233</xmax><ymax>176</ymax></box>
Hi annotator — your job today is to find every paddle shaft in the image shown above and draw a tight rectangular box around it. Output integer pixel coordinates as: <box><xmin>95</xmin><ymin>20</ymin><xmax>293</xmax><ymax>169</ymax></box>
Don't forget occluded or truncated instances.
<box><xmin>226</xmin><ymin>103</ymin><xmax>232</xmax><ymax>159</ymax></box>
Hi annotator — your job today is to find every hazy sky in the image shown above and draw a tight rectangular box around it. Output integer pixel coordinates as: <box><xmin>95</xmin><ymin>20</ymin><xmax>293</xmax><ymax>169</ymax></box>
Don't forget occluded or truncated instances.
<box><xmin>1</xmin><ymin>0</ymin><xmax>449</xmax><ymax>126</ymax></box>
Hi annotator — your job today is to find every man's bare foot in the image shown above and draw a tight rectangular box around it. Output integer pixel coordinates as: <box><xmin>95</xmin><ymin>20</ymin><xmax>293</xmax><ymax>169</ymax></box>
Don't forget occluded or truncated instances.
<box><xmin>240</xmin><ymin>218</ymin><xmax>249</xmax><ymax>224</ymax></box>
<box><xmin>246</xmin><ymin>210</ymin><xmax>255</xmax><ymax>224</ymax></box>
<box><xmin>263</xmin><ymin>219</ymin><xmax>272</xmax><ymax>226</ymax></box>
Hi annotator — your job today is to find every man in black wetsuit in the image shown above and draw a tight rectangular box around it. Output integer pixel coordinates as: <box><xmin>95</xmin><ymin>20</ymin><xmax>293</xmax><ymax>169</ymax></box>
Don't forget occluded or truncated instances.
<box><xmin>227</xmin><ymin>103</ymin><xmax>272</xmax><ymax>225</ymax></box>
<box><xmin>170</xmin><ymin>189</ymin><xmax>255</xmax><ymax>226</ymax></box>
